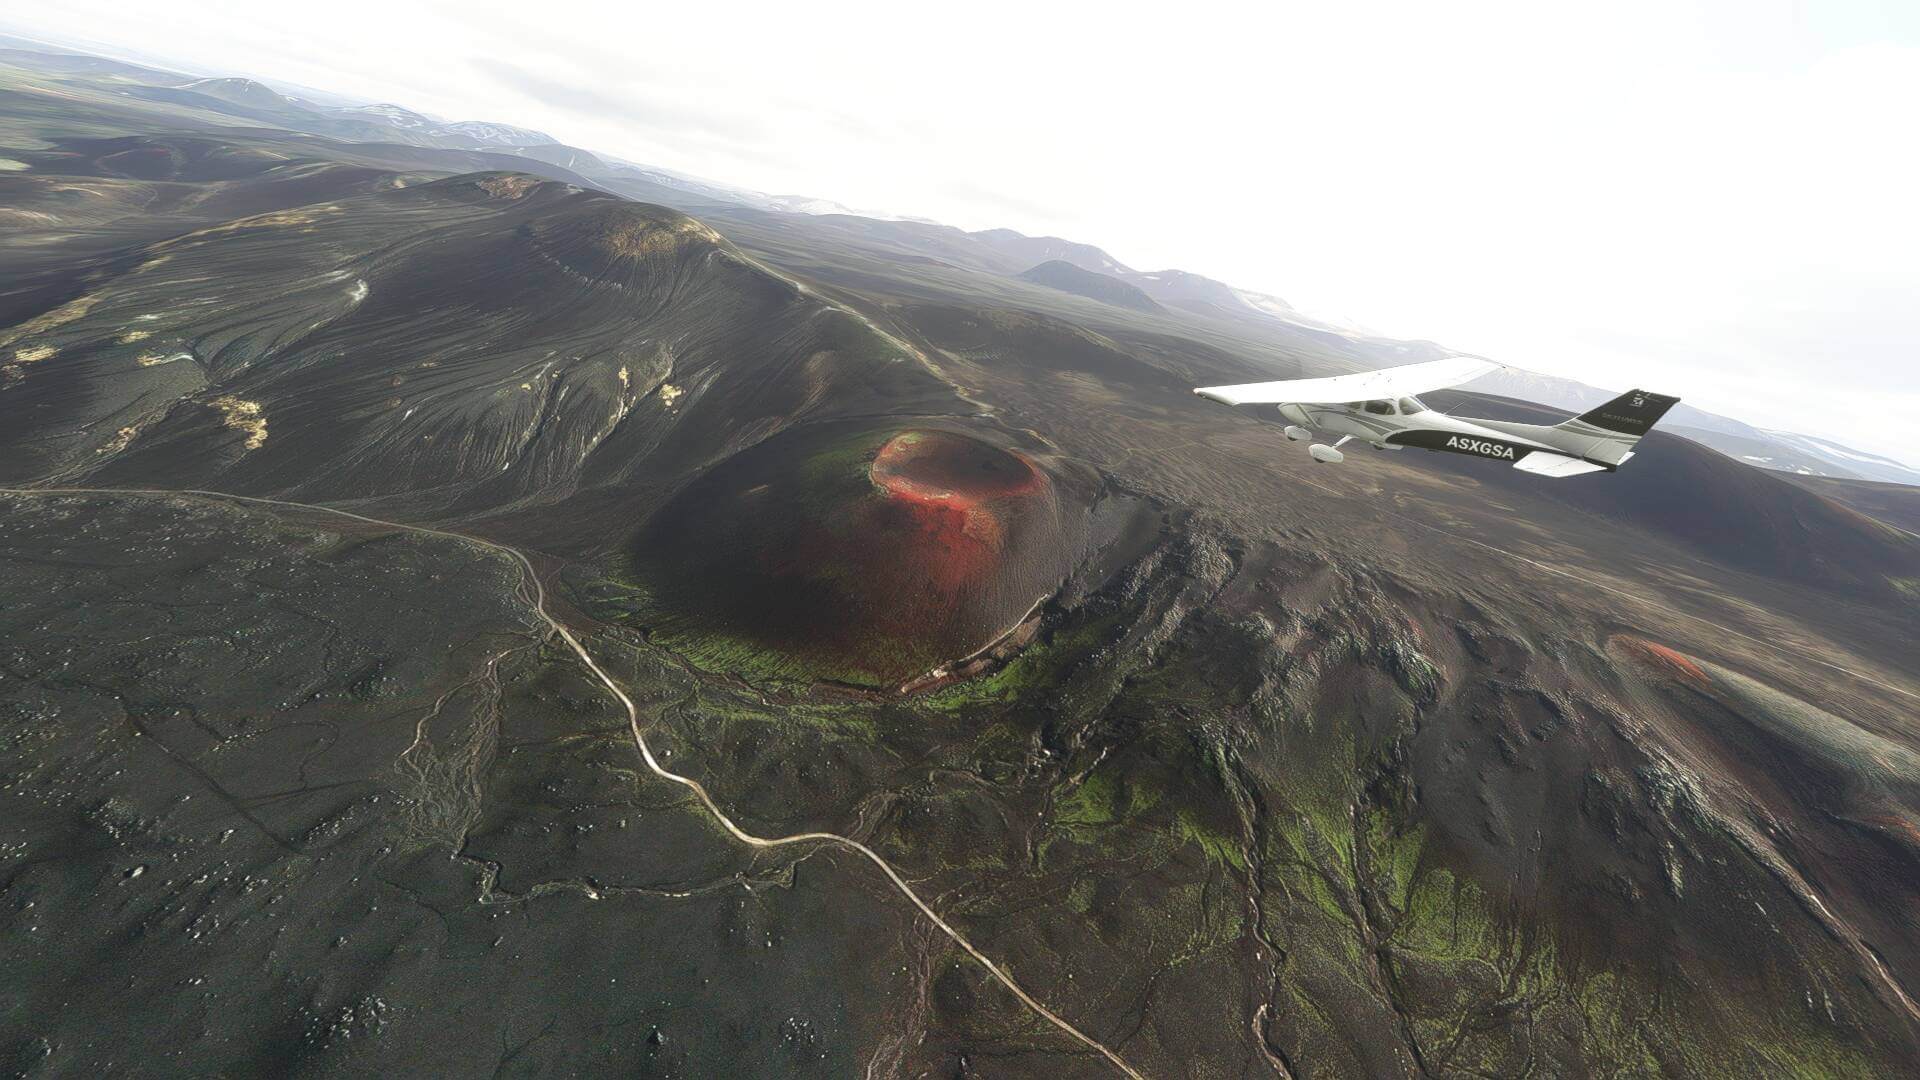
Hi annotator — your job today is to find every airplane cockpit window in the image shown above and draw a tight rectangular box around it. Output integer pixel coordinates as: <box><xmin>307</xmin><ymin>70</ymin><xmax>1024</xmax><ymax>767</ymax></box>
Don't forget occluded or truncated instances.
<box><xmin>1399</xmin><ymin>397</ymin><xmax>1425</xmax><ymax>413</ymax></box>
<box><xmin>1363</xmin><ymin>399</ymin><xmax>1395</xmax><ymax>415</ymax></box>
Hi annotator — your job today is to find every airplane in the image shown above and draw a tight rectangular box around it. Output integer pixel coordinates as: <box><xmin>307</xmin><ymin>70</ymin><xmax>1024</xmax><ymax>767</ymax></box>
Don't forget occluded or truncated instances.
<box><xmin>1194</xmin><ymin>356</ymin><xmax>1679</xmax><ymax>478</ymax></box>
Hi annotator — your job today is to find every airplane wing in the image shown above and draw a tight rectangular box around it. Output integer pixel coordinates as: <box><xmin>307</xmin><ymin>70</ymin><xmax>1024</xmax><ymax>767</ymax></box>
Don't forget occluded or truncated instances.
<box><xmin>1194</xmin><ymin>356</ymin><xmax>1502</xmax><ymax>406</ymax></box>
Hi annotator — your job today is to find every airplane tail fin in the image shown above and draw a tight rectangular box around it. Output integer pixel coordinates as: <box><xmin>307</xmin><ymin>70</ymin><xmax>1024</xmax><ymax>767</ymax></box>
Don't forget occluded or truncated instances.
<box><xmin>1555</xmin><ymin>389</ymin><xmax>1680</xmax><ymax>465</ymax></box>
<box><xmin>1569</xmin><ymin>390</ymin><xmax>1681</xmax><ymax>438</ymax></box>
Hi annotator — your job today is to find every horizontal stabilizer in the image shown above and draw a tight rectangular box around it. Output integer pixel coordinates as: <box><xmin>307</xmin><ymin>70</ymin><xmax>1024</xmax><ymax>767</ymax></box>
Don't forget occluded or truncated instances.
<box><xmin>1513</xmin><ymin>451</ymin><xmax>1609</xmax><ymax>478</ymax></box>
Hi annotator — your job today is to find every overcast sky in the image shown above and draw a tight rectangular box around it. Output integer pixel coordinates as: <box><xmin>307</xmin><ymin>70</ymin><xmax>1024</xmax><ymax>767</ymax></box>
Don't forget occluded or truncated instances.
<box><xmin>11</xmin><ymin>1</ymin><xmax>1918</xmax><ymax>462</ymax></box>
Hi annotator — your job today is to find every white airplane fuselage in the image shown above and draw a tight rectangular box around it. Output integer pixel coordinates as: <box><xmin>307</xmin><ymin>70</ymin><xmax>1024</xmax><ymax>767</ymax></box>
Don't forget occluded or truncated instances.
<box><xmin>1275</xmin><ymin>398</ymin><xmax>1651</xmax><ymax>476</ymax></box>
<box><xmin>1283</xmin><ymin>402</ymin><xmax>1558</xmax><ymax>461</ymax></box>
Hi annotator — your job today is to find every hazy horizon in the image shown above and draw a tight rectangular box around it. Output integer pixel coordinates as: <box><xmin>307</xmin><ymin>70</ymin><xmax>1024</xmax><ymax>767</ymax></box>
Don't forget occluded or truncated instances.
<box><xmin>9</xmin><ymin>1</ymin><xmax>1916</xmax><ymax>465</ymax></box>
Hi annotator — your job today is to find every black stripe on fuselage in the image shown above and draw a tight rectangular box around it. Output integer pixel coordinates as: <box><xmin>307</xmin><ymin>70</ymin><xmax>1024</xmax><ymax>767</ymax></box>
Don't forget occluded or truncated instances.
<box><xmin>1385</xmin><ymin>428</ymin><xmax>1611</xmax><ymax>469</ymax></box>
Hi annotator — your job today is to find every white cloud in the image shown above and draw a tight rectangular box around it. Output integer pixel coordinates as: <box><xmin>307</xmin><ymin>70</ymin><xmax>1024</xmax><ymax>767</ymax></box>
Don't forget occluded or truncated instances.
<box><xmin>8</xmin><ymin>0</ymin><xmax>1916</xmax><ymax>462</ymax></box>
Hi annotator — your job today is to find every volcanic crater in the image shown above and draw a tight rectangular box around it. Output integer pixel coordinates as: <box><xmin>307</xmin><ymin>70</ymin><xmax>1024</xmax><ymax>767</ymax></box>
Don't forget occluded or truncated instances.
<box><xmin>627</xmin><ymin>424</ymin><xmax>1090</xmax><ymax>686</ymax></box>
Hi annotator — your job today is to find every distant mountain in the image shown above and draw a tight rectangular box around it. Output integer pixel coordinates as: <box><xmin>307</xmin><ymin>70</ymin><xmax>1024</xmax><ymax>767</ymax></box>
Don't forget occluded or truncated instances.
<box><xmin>330</xmin><ymin>101</ymin><xmax>439</xmax><ymax>131</ymax></box>
<box><xmin>176</xmin><ymin>76</ymin><xmax>289</xmax><ymax>109</ymax></box>
<box><xmin>482</xmin><ymin>142</ymin><xmax>606</xmax><ymax>174</ymax></box>
<box><xmin>6</xmin><ymin>42</ymin><xmax>1305</xmax><ymax>327</ymax></box>
<box><xmin>119</xmin><ymin>80</ymin><xmax>426</xmax><ymax>145</ymax></box>
<box><xmin>1230</xmin><ymin>286</ymin><xmax>1295</xmax><ymax>318</ymax></box>
<box><xmin>1017</xmin><ymin>260</ymin><xmax>1161</xmax><ymax>311</ymax></box>
<box><xmin>971</xmin><ymin>229</ymin><xmax>1134</xmax><ymax>276</ymax></box>
<box><xmin>1753</xmin><ymin>430</ymin><xmax>1920</xmax><ymax>486</ymax></box>
<box><xmin>1128</xmin><ymin>267</ymin><xmax>1279</xmax><ymax>322</ymax></box>
<box><xmin>1783</xmin><ymin>474</ymin><xmax>1920</xmax><ymax>537</ymax></box>
<box><xmin>970</xmin><ymin>229</ymin><xmax>1295</xmax><ymax>326</ymax></box>
<box><xmin>329</xmin><ymin>104</ymin><xmax>554</xmax><ymax>146</ymax></box>
<box><xmin>760</xmin><ymin>194</ymin><xmax>865</xmax><ymax>216</ymax></box>
<box><xmin>1</xmin><ymin>48</ymin><xmax>560</xmax><ymax>151</ymax></box>
<box><xmin>439</xmin><ymin>119</ymin><xmax>556</xmax><ymax>146</ymax></box>
<box><xmin>0</xmin><ymin>45</ymin><xmax>182</xmax><ymax>82</ymax></box>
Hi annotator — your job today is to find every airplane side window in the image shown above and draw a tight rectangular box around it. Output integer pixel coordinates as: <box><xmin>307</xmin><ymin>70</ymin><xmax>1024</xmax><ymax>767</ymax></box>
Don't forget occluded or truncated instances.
<box><xmin>1363</xmin><ymin>400</ymin><xmax>1394</xmax><ymax>415</ymax></box>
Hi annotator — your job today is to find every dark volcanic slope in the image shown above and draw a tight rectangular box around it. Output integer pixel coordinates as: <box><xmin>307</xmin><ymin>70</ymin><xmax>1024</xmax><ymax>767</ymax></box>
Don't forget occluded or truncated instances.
<box><xmin>1</xmin><ymin>172</ymin><xmax>955</xmax><ymax>517</ymax></box>
<box><xmin>1531</xmin><ymin>430</ymin><xmax>1920</xmax><ymax>598</ymax></box>
<box><xmin>0</xmin><ymin>492</ymin><xmax>939</xmax><ymax>1077</ymax></box>
<box><xmin>1017</xmin><ymin>259</ymin><xmax>1161</xmax><ymax>312</ymax></box>
<box><xmin>1784</xmin><ymin>472</ymin><xmax>1920</xmax><ymax>538</ymax></box>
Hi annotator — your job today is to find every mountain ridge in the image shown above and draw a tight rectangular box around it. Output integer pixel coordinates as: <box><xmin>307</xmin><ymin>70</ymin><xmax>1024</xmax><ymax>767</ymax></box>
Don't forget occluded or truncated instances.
<box><xmin>1017</xmin><ymin>259</ymin><xmax>1161</xmax><ymax>311</ymax></box>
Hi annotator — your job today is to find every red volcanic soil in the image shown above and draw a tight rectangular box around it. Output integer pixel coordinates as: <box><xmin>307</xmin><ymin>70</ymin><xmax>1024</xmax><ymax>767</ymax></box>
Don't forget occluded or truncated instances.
<box><xmin>631</xmin><ymin>425</ymin><xmax>1083</xmax><ymax>686</ymax></box>
<box><xmin>861</xmin><ymin>431</ymin><xmax>1045</xmax><ymax>593</ymax></box>
<box><xmin>1612</xmin><ymin>635</ymin><xmax>1710</xmax><ymax>688</ymax></box>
